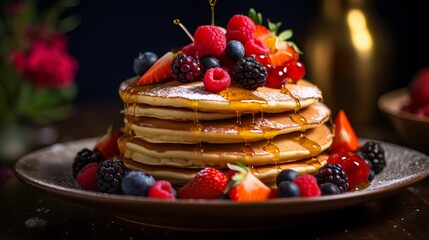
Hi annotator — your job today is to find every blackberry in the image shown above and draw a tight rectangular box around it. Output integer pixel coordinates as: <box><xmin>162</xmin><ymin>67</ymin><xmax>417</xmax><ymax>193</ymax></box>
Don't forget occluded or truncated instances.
<box><xmin>96</xmin><ymin>160</ymin><xmax>130</xmax><ymax>194</ymax></box>
<box><xmin>171</xmin><ymin>53</ymin><xmax>202</xmax><ymax>82</ymax></box>
<box><xmin>357</xmin><ymin>141</ymin><xmax>386</xmax><ymax>174</ymax></box>
<box><xmin>72</xmin><ymin>148</ymin><xmax>104</xmax><ymax>178</ymax></box>
<box><xmin>315</xmin><ymin>163</ymin><xmax>349</xmax><ymax>193</ymax></box>
<box><xmin>234</xmin><ymin>56</ymin><xmax>267</xmax><ymax>90</ymax></box>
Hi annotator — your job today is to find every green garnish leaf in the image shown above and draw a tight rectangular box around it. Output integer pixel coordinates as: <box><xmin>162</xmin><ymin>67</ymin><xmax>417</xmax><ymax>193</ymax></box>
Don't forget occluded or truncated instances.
<box><xmin>278</xmin><ymin>29</ymin><xmax>293</xmax><ymax>41</ymax></box>
<box><xmin>267</xmin><ymin>19</ymin><xmax>282</xmax><ymax>35</ymax></box>
<box><xmin>248</xmin><ymin>8</ymin><xmax>263</xmax><ymax>25</ymax></box>
<box><xmin>287</xmin><ymin>41</ymin><xmax>303</xmax><ymax>54</ymax></box>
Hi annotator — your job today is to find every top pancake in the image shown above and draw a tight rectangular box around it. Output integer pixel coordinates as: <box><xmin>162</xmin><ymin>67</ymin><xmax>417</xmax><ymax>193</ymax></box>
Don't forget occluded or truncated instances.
<box><xmin>119</xmin><ymin>77</ymin><xmax>323</xmax><ymax>113</ymax></box>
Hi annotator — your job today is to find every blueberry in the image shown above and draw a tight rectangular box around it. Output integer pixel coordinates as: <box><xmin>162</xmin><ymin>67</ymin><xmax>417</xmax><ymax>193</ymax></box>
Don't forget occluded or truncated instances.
<box><xmin>200</xmin><ymin>56</ymin><xmax>220</xmax><ymax>72</ymax></box>
<box><xmin>276</xmin><ymin>169</ymin><xmax>299</xmax><ymax>186</ymax></box>
<box><xmin>368</xmin><ymin>169</ymin><xmax>376</xmax><ymax>181</ymax></box>
<box><xmin>277</xmin><ymin>181</ymin><xmax>300</xmax><ymax>198</ymax></box>
<box><xmin>226</xmin><ymin>40</ymin><xmax>245</xmax><ymax>61</ymax></box>
<box><xmin>121</xmin><ymin>171</ymin><xmax>156</xmax><ymax>196</ymax></box>
<box><xmin>133</xmin><ymin>52</ymin><xmax>158</xmax><ymax>76</ymax></box>
<box><xmin>217</xmin><ymin>193</ymin><xmax>230</xmax><ymax>200</ymax></box>
<box><xmin>320</xmin><ymin>182</ymin><xmax>341</xmax><ymax>195</ymax></box>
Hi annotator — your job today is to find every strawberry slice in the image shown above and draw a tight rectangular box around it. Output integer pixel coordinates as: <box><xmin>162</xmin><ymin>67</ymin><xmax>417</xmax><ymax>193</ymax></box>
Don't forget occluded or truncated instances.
<box><xmin>178</xmin><ymin>167</ymin><xmax>227</xmax><ymax>199</ymax></box>
<box><xmin>94</xmin><ymin>125</ymin><xmax>122</xmax><ymax>159</ymax></box>
<box><xmin>226</xmin><ymin>163</ymin><xmax>271</xmax><ymax>202</ymax></box>
<box><xmin>331</xmin><ymin>110</ymin><xmax>360</xmax><ymax>152</ymax></box>
<box><xmin>137</xmin><ymin>51</ymin><xmax>173</xmax><ymax>85</ymax></box>
<box><xmin>254</xmin><ymin>25</ymin><xmax>299</xmax><ymax>67</ymax></box>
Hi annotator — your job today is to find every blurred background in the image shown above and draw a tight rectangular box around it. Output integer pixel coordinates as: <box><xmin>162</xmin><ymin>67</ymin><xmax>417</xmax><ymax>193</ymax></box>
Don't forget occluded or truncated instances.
<box><xmin>64</xmin><ymin>0</ymin><xmax>429</xmax><ymax>124</ymax></box>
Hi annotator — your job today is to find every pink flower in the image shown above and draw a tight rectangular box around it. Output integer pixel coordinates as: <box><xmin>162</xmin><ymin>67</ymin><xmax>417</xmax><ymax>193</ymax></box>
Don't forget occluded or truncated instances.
<box><xmin>11</xmin><ymin>35</ymin><xmax>78</xmax><ymax>88</ymax></box>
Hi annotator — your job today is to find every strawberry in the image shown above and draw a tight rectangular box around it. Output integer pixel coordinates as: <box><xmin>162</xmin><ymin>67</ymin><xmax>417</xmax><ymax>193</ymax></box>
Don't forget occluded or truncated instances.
<box><xmin>254</xmin><ymin>25</ymin><xmax>299</xmax><ymax>67</ymax></box>
<box><xmin>331</xmin><ymin>110</ymin><xmax>360</xmax><ymax>152</ymax></box>
<box><xmin>94</xmin><ymin>125</ymin><xmax>122</xmax><ymax>159</ymax></box>
<box><xmin>225</xmin><ymin>163</ymin><xmax>271</xmax><ymax>202</ymax></box>
<box><xmin>408</xmin><ymin>68</ymin><xmax>429</xmax><ymax>109</ymax></box>
<box><xmin>137</xmin><ymin>51</ymin><xmax>173</xmax><ymax>85</ymax></box>
<box><xmin>178</xmin><ymin>167</ymin><xmax>227</xmax><ymax>199</ymax></box>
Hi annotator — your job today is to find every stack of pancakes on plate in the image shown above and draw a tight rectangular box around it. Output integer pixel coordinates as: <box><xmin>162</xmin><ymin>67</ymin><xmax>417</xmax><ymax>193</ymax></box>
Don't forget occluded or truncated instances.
<box><xmin>118</xmin><ymin>77</ymin><xmax>333</xmax><ymax>185</ymax></box>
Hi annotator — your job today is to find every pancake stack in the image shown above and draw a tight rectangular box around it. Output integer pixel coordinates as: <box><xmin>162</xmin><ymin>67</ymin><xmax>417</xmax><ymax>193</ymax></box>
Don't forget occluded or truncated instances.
<box><xmin>118</xmin><ymin>77</ymin><xmax>333</xmax><ymax>185</ymax></box>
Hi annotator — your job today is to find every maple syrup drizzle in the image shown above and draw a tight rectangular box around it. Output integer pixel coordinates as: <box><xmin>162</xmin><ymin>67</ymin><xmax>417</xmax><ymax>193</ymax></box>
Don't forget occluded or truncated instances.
<box><xmin>308</xmin><ymin>156</ymin><xmax>321</xmax><ymax>169</ymax></box>
<box><xmin>242</xmin><ymin>141</ymin><xmax>259</xmax><ymax>175</ymax></box>
<box><xmin>281</xmin><ymin>84</ymin><xmax>301</xmax><ymax>110</ymax></box>
<box><xmin>219</xmin><ymin>87</ymin><xmax>267</xmax><ymax>111</ymax></box>
<box><xmin>263</xmin><ymin>139</ymin><xmax>281</xmax><ymax>170</ymax></box>
<box><xmin>298</xmin><ymin>135</ymin><xmax>322</xmax><ymax>157</ymax></box>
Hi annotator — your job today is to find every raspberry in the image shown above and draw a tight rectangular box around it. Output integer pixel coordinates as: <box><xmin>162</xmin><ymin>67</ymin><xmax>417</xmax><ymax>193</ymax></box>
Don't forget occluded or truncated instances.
<box><xmin>357</xmin><ymin>141</ymin><xmax>386</xmax><ymax>174</ymax></box>
<box><xmin>203</xmin><ymin>67</ymin><xmax>231</xmax><ymax>93</ymax></box>
<box><xmin>194</xmin><ymin>25</ymin><xmax>226</xmax><ymax>58</ymax></box>
<box><xmin>416</xmin><ymin>104</ymin><xmax>429</xmax><ymax>117</ymax></box>
<box><xmin>244</xmin><ymin>38</ymin><xmax>269</xmax><ymax>57</ymax></box>
<box><xmin>72</xmin><ymin>148</ymin><xmax>104</xmax><ymax>178</ymax></box>
<box><xmin>315</xmin><ymin>163</ymin><xmax>349</xmax><ymax>193</ymax></box>
<box><xmin>171</xmin><ymin>53</ymin><xmax>202</xmax><ymax>82</ymax></box>
<box><xmin>76</xmin><ymin>162</ymin><xmax>99</xmax><ymax>191</ymax></box>
<box><xmin>292</xmin><ymin>174</ymin><xmax>321</xmax><ymax>197</ymax></box>
<box><xmin>96</xmin><ymin>160</ymin><xmax>129</xmax><ymax>194</ymax></box>
<box><xmin>148</xmin><ymin>180</ymin><xmax>176</xmax><ymax>200</ymax></box>
<box><xmin>409</xmin><ymin>68</ymin><xmax>429</xmax><ymax>108</ymax></box>
<box><xmin>234</xmin><ymin>56</ymin><xmax>267</xmax><ymax>90</ymax></box>
<box><xmin>226</xmin><ymin>15</ymin><xmax>256</xmax><ymax>44</ymax></box>
<box><xmin>182</xmin><ymin>43</ymin><xmax>196</xmax><ymax>57</ymax></box>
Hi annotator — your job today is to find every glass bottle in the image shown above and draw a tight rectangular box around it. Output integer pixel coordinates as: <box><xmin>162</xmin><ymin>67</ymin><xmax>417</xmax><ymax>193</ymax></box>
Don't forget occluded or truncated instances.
<box><xmin>303</xmin><ymin>0</ymin><xmax>393</xmax><ymax>125</ymax></box>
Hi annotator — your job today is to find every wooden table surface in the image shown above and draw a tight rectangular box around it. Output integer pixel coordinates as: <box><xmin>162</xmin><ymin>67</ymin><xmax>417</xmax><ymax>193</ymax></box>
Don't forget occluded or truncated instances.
<box><xmin>1</xmin><ymin>102</ymin><xmax>429</xmax><ymax>239</ymax></box>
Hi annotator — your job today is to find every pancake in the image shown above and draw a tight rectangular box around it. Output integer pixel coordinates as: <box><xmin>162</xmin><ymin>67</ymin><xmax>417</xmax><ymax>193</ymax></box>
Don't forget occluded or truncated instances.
<box><xmin>119</xmin><ymin>124</ymin><xmax>333</xmax><ymax>168</ymax></box>
<box><xmin>124</xmin><ymin>102</ymin><xmax>330</xmax><ymax>144</ymax></box>
<box><xmin>122</xmin><ymin>153</ymin><xmax>328</xmax><ymax>185</ymax></box>
<box><xmin>123</xmin><ymin>103</ymin><xmax>238</xmax><ymax>121</ymax></box>
<box><xmin>119</xmin><ymin>78</ymin><xmax>323</xmax><ymax>113</ymax></box>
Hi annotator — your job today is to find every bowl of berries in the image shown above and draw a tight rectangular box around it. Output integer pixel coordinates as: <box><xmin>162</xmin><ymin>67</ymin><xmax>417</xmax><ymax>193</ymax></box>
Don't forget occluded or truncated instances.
<box><xmin>378</xmin><ymin>68</ymin><xmax>429</xmax><ymax>153</ymax></box>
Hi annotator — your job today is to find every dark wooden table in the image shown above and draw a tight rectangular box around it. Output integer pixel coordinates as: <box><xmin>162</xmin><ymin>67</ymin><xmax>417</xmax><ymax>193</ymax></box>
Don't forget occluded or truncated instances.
<box><xmin>1</xmin><ymin>102</ymin><xmax>429</xmax><ymax>239</ymax></box>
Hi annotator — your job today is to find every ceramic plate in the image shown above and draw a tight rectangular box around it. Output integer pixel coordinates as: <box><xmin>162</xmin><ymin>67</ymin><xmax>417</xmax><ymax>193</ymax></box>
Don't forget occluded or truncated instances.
<box><xmin>14</xmin><ymin>138</ymin><xmax>429</xmax><ymax>231</ymax></box>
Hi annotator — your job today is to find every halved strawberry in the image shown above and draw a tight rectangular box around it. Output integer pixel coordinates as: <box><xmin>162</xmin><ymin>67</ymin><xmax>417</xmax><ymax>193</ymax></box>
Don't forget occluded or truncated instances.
<box><xmin>178</xmin><ymin>167</ymin><xmax>227</xmax><ymax>199</ymax></box>
<box><xmin>254</xmin><ymin>25</ymin><xmax>299</xmax><ymax>67</ymax></box>
<box><xmin>225</xmin><ymin>163</ymin><xmax>271</xmax><ymax>202</ymax></box>
<box><xmin>137</xmin><ymin>51</ymin><xmax>173</xmax><ymax>85</ymax></box>
<box><xmin>331</xmin><ymin>110</ymin><xmax>360</xmax><ymax>152</ymax></box>
<box><xmin>94</xmin><ymin>125</ymin><xmax>122</xmax><ymax>159</ymax></box>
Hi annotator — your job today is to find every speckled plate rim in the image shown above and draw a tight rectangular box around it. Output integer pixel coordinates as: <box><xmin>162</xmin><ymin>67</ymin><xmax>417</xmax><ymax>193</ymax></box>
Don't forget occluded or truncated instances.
<box><xmin>14</xmin><ymin>137</ymin><xmax>429</xmax><ymax>231</ymax></box>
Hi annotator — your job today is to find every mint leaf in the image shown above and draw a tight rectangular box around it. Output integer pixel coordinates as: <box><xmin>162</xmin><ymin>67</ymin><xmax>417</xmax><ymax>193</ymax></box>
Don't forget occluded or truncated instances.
<box><xmin>248</xmin><ymin>8</ymin><xmax>263</xmax><ymax>25</ymax></box>
<box><xmin>278</xmin><ymin>30</ymin><xmax>293</xmax><ymax>41</ymax></box>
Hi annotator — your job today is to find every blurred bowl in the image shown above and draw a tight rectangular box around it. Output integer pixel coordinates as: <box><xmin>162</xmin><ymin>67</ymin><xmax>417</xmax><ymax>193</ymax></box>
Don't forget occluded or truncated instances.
<box><xmin>378</xmin><ymin>88</ymin><xmax>429</xmax><ymax>153</ymax></box>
